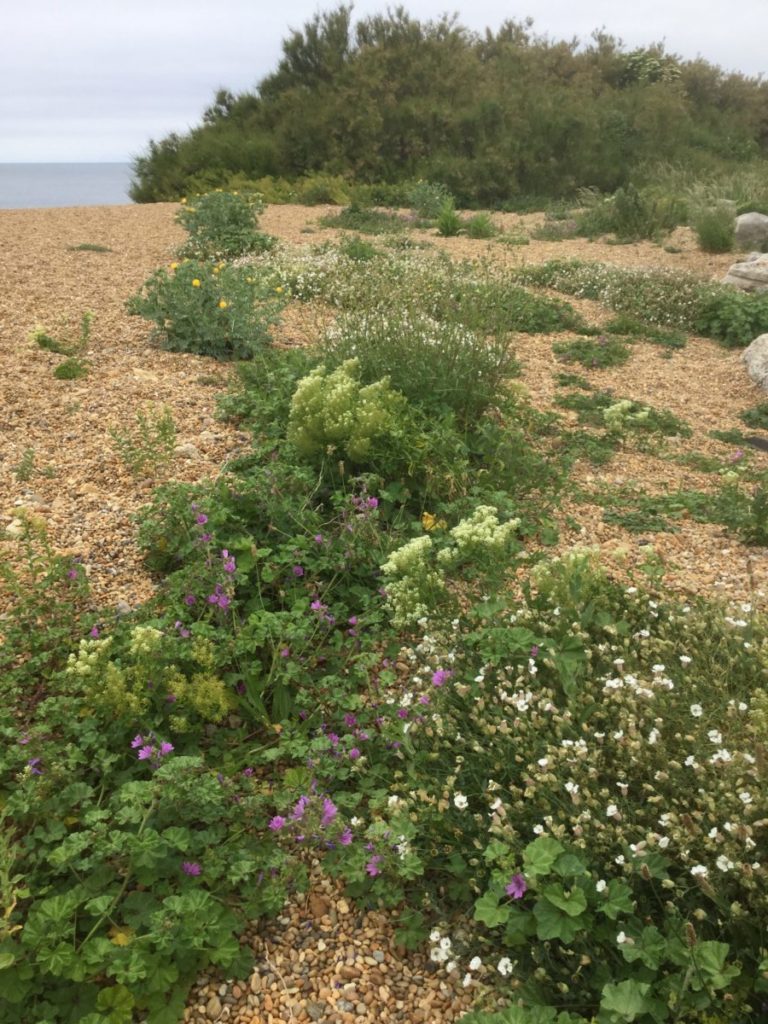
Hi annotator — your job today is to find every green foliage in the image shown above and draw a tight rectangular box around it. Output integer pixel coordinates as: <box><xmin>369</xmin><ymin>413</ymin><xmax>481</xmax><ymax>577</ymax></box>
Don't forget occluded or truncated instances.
<box><xmin>319</xmin><ymin>203</ymin><xmax>404</xmax><ymax>234</ymax></box>
<box><xmin>67</xmin><ymin>243</ymin><xmax>112</xmax><ymax>253</ymax></box>
<box><xmin>575</xmin><ymin>184</ymin><xmax>684</xmax><ymax>242</ymax></box>
<box><xmin>53</xmin><ymin>357</ymin><xmax>88</xmax><ymax>380</ymax></box>
<box><xmin>553</xmin><ymin>336</ymin><xmax>632</xmax><ymax>369</ymax></box>
<box><xmin>603</xmin><ymin>314</ymin><xmax>687</xmax><ymax>349</ymax></box>
<box><xmin>176</xmin><ymin>190</ymin><xmax>274</xmax><ymax>259</ymax></box>
<box><xmin>695</xmin><ymin>288</ymin><xmax>768</xmax><ymax>348</ymax></box>
<box><xmin>407</xmin><ymin>180</ymin><xmax>454</xmax><ymax>220</ymax></box>
<box><xmin>32</xmin><ymin>329</ymin><xmax>69</xmax><ymax>355</ymax></box>
<box><xmin>436</xmin><ymin>201</ymin><xmax>463</xmax><ymax>237</ymax></box>
<box><xmin>127</xmin><ymin>259</ymin><xmax>284</xmax><ymax>360</ymax></box>
<box><xmin>465</xmin><ymin>212</ymin><xmax>498</xmax><ymax>239</ymax></box>
<box><xmin>13</xmin><ymin>448</ymin><xmax>36</xmax><ymax>483</ymax></box>
<box><xmin>740</xmin><ymin>402</ymin><xmax>768</xmax><ymax>430</ymax></box>
<box><xmin>322</xmin><ymin>309</ymin><xmax>518</xmax><ymax>425</ymax></box>
<box><xmin>110</xmin><ymin>407</ymin><xmax>177</xmax><ymax>477</ymax></box>
<box><xmin>691</xmin><ymin>201</ymin><xmax>736</xmax><ymax>253</ymax></box>
<box><xmin>287</xmin><ymin>359</ymin><xmax>406</xmax><ymax>463</ymax></box>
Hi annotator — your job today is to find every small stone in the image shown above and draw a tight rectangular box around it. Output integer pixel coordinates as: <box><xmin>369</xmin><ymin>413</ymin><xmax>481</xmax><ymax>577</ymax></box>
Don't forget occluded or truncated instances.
<box><xmin>336</xmin><ymin>898</ymin><xmax>350</xmax><ymax>915</ymax></box>
<box><xmin>115</xmin><ymin>600</ymin><xmax>132</xmax><ymax>616</ymax></box>
<box><xmin>336</xmin><ymin>1000</ymin><xmax>354</xmax><ymax>1013</ymax></box>
<box><xmin>249</xmin><ymin>973</ymin><xmax>261</xmax><ymax>995</ymax></box>
<box><xmin>175</xmin><ymin>441</ymin><xmax>202</xmax><ymax>460</ymax></box>
<box><xmin>307</xmin><ymin>1001</ymin><xmax>328</xmax><ymax>1020</ymax></box>
<box><xmin>205</xmin><ymin>994</ymin><xmax>222</xmax><ymax>1019</ymax></box>
<box><xmin>372</xmin><ymin>950</ymin><xmax>385</xmax><ymax>963</ymax></box>
<box><xmin>5</xmin><ymin>518</ymin><xmax>24</xmax><ymax>537</ymax></box>
<box><xmin>316</xmin><ymin>939</ymin><xmax>327</xmax><ymax>952</ymax></box>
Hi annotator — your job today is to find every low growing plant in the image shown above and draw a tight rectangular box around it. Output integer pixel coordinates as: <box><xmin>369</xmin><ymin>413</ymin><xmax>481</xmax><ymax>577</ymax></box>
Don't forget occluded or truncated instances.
<box><xmin>110</xmin><ymin>406</ymin><xmax>177</xmax><ymax>477</ymax></box>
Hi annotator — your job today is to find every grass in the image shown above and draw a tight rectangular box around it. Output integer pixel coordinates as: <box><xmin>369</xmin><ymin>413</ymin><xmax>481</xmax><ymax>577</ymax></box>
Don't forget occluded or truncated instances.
<box><xmin>318</xmin><ymin>204</ymin><xmax>405</xmax><ymax>234</ymax></box>
<box><xmin>553</xmin><ymin>335</ymin><xmax>632</xmax><ymax>369</ymax></box>
<box><xmin>67</xmin><ymin>243</ymin><xmax>112</xmax><ymax>253</ymax></box>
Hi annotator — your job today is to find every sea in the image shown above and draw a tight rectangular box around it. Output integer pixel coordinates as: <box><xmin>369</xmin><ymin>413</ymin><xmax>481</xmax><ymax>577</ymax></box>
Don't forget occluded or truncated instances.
<box><xmin>0</xmin><ymin>162</ymin><xmax>134</xmax><ymax>209</ymax></box>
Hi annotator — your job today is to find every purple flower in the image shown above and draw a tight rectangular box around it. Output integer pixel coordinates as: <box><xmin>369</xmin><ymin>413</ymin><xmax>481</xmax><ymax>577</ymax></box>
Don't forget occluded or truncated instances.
<box><xmin>314</xmin><ymin>534</ymin><xmax>324</xmax><ymax>544</ymax></box>
<box><xmin>397</xmin><ymin>709</ymin><xmax>409</xmax><ymax>719</ymax></box>
<box><xmin>89</xmin><ymin>626</ymin><xmax>100</xmax><ymax>639</ymax></box>
<box><xmin>131</xmin><ymin>734</ymin><xmax>144</xmax><ymax>749</ymax></box>
<box><xmin>292</xmin><ymin>796</ymin><xmax>310</xmax><ymax>821</ymax></box>
<box><xmin>530</xmin><ymin>645</ymin><xmax>540</xmax><ymax>658</ymax></box>
<box><xmin>159</xmin><ymin>742</ymin><xmax>174</xmax><ymax>756</ymax></box>
<box><xmin>506</xmin><ymin>873</ymin><xmax>527</xmax><ymax>899</ymax></box>
<box><xmin>321</xmin><ymin>798</ymin><xmax>338</xmax><ymax>827</ymax></box>
<box><xmin>366</xmin><ymin>497</ymin><xmax>379</xmax><ymax>509</ymax></box>
<box><xmin>340</xmin><ymin>827</ymin><xmax>353</xmax><ymax>846</ymax></box>
<box><xmin>242</xmin><ymin>767</ymin><xmax>254</xmax><ymax>777</ymax></box>
<box><xmin>366</xmin><ymin>855</ymin><xmax>382</xmax><ymax>877</ymax></box>
<box><xmin>217</xmin><ymin>593</ymin><xmax>230</xmax><ymax>610</ymax></box>
<box><xmin>184</xmin><ymin>594</ymin><xmax>196</xmax><ymax>606</ymax></box>
<box><xmin>166</xmin><ymin>693</ymin><xmax>177</xmax><ymax>703</ymax></box>
<box><xmin>137</xmin><ymin>745</ymin><xmax>154</xmax><ymax>761</ymax></box>
<box><xmin>432</xmin><ymin>669</ymin><xmax>452</xmax><ymax>688</ymax></box>
<box><xmin>293</xmin><ymin>565</ymin><xmax>304</xmax><ymax>577</ymax></box>
<box><xmin>195</xmin><ymin>513</ymin><xmax>208</xmax><ymax>525</ymax></box>
<box><xmin>67</xmin><ymin>569</ymin><xmax>78</xmax><ymax>580</ymax></box>
<box><xmin>182</xmin><ymin>861</ymin><xmax>201</xmax><ymax>876</ymax></box>
<box><xmin>269</xmin><ymin>816</ymin><xmax>287</xmax><ymax>831</ymax></box>
<box><xmin>348</xmin><ymin>616</ymin><xmax>358</xmax><ymax>626</ymax></box>
<box><xmin>27</xmin><ymin>757</ymin><xmax>42</xmax><ymax>775</ymax></box>
<box><xmin>328</xmin><ymin>733</ymin><xmax>340</xmax><ymax>747</ymax></box>
<box><xmin>222</xmin><ymin>550</ymin><xmax>236</xmax><ymax>573</ymax></box>
<box><xmin>343</xmin><ymin>713</ymin><xmax>357</xmax><ymax>728</ymax></box>
<box><xmin>731</xmin><ymin>450</ymin><xmax>745</xmax><ymax>462</ymax></box>
<box><xmin>310</xmin><ymin>599</ymin><xmax>324</xmax><ymax>612</ymax></box>
<box><xmin>418</xmin><ymin>695</ymin><xmax>430</xmax><ymax>705</ymax></box>
<box><xmin>280</xmin><ymin>647</ymin><xmax>290</xmax><ymax>658</ymax></box>
<box><xmin>349</xmin><ymin>747</ymin><xmax>361</xmax><ymax>760</ymax></box>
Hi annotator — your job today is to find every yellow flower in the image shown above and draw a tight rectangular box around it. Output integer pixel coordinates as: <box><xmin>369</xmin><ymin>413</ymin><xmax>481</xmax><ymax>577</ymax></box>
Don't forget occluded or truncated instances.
<box><xmin>170</xmin><ymin>262</ymin><xmax>178</xmax><ymax>271</ymax></box>
<box><xmin>421</xmin><ymin>511</ymin><xmax>447</xmax><ymax>531</ymax></box>
<box><xmin>212</xmin><ymin>267</ymin><xmax>219</xmax><ymax>275</ymax></box>
<box><xmin>218</xmin><ymin>299</ymin><xmax>228</xmax><ymax>309</ymax></box>
<box><xmin>108</xmin><ymin>925</ymin><xmax>134</xmax><ymax>947</ymax></box>
<box><xmin>192</xmin><ymin>279</ymin><xmax>201</xmax><ymax>288</ymax></box>
<box><xmin>275</xmin><ymin>286</ymin><xmax>284</xmax><ymax>294</ymax></box>
<box><xmin>180</xmin><ymin>197</ymin><xmax>187</xmax><ymax>204</ymax></box>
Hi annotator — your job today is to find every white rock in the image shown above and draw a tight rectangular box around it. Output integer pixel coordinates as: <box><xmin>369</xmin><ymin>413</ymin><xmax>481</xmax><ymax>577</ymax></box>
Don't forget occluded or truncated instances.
<box><xmin>722</xmin><ymin>252</ymin><xmax>768</xmax><ymax>292</ymax></box>
<box><xmin>742</xmin><ymin>333</ymin><xmax>768</xmax><ymax>389</ymax></box>
<box><xmin>735</xmin><ymin>211</ymin><xmax>768</xmax><ymax>251</ymax></box>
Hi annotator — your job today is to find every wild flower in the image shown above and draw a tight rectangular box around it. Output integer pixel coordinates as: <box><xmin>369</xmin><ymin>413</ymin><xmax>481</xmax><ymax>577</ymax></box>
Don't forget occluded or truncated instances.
<box><xmin>181</xmin><ymin>861</ymin><xmax>201</xmax><ymax>876</ymax></box>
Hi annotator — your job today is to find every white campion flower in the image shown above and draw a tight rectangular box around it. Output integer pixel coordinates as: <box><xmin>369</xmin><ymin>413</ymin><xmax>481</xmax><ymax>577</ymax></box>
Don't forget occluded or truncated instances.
<box><xmin>469</xmin><ymin>956</ymin><xmax>482</xmax><ymax>971</ymax></box>
<box><xmin>439</xmin><ymin>937</ymin><xmax>452</xmax><ymax>951</ymax></box>
<box><xmin>596</xmin><ymin>879</ymin><xmax>607</xmax><ymax>893</ymax></box>
<box><xmin>739</xmin><ymin>792</ymin><xmax>753</xmax><ymax>805</ymax></box>
<box><xmin>690</xmin><ymin>865</ymin><xmax>708</xmax><ymax>877</ymax></box>
<box><xmin>707</xmin><ymin>729</ymin><xmax>722</xmax><ymax>743</ymax></box>
<box><xmin>497</xmin><ymin>957</ymin><xmax>513</xmax><ymax>977</ymax></box>
<box><xmin>658</xmin><ymin>836</ymin><xmax>670</xmax><ymax>849</ymax></box>
<box><xmin>564</xmin><ymin>781</ymin><xmax>579</xmax><ymax>795</ymax></box>
<box><xmin>606</xmin><ymin>804</ymin><xmax>619</xmax><ymax>818</ymax></box>
<box><xmin>679</xmin><ymin>655</ymin><xmax>692</xmax><ymax>665</ymax></box>
<box><xmin>462</xmin><ymin>973</ymin><xmax>473</xmax><ymax>988</ymax></box>
<box><xmin>716</xmin><ymin>855</ymin><xmax>735</xmax><ymax>871</ymax></box>
<box><xmin>429</xmin><ymin>929</ymin><xmax>442</xmax><ymax>942</ymax></box>
<box><xmin>454</xmin><ymin>793</ymin><xmax>468</xmax><ymax>810</ymax></box>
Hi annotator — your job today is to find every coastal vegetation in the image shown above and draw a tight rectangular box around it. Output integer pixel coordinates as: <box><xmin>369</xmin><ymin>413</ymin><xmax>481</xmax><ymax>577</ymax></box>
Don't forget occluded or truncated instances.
<box><xmin>3</xmin><ymin>191</ymin><xmax>768</xmax><ymax>1023</ymax></box>
<box><xmin>130</xmin><ymin>6</ymin><xmax>768</xmax><ymax>212</ymax></box>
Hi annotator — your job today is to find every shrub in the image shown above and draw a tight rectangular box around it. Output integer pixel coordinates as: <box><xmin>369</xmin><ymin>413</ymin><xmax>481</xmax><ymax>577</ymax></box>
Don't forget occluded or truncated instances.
<box><xmin>318</xmin><ymin>203</ymin><xmax>404</xmax><ymax>234</ymax></box>
<box><xmin>692</xmin><ymin>201</ymin><xmax>736</xmax><ymax>253</ymax></box>
<box><xmin>322</xmin><ymin>309</ymin><xmax>517</xmax><ymax>424</ymax></box>
<box><xmin>176</xmin><ymin>190</ymin><xmax>274</xmax><ymax>260</ymax></box>
<box><xmin>110</xmin><ymin>406</ymin><xmax>177</xmax><ymax>476</ymax></box>
<box><xmin>436</xmin><ymin>201</ymin><xmax>463</xmax><ymax>237</ymax></box>
<box><xmin>287</xmin><ymin>359</ymin><xmax>406</xmax><ymax>463</ymax></box>
<box><xmin>53</xmin><ymin>358</ymin><xmax>88</xmax><ymax>380</ymax></box>
<box><xmin>407</xmin><ymin>180</ymin><xmax>454</xmax><ymax>220</ymax></box>
<box><xmin>127</xmin><ymin>259</ymin><xmax>284</xmax><ymax>360</ymax></box>
<box><xmin>695</xmin><ymin>288</ymin><xmax>768</xmax><ymax>348</ymax></box>
<box><xmin>465</xmin><ymin>213</ymin><xmax>498</xmax><ymax>239</ymax></box>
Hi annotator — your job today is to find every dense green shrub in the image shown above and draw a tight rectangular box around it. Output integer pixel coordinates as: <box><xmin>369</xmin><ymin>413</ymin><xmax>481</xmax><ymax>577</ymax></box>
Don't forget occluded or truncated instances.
<box><xmin>176</xmin><ymin>190</ymin><xmax>274</xmax><ymax>260</ymax></box>
<box><xmin>127</xmin><ymin>259</ymin><xmax>285</xmax><ymax>360</ymax></box>
<box><xmin>691</xmin><ymin>201</ymin><xmax>736</xmax><ymax>253</ymax></box>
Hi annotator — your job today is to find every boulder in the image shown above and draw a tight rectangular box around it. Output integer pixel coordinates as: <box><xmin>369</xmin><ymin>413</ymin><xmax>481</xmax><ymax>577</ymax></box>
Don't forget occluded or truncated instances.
<box><xmin>722</xmin><ymin>252</ymin><xmax>768</xmax><ymax>293</ymax></box>
<box><xmin>742</xmin><ymin>334</ymin><xmax>768</xmax><ymax>390</ymax></box>
<box><xmin>735</xmin><ymin>211</ymin><xmax>768</xmax><ymax>251</ymax></box>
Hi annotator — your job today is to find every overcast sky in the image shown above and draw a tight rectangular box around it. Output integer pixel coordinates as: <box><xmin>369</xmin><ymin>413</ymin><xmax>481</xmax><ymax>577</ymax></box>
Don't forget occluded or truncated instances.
<box><xmin>2</xmin><ymin>0</ymin><xmax>765</xmax><ymax>163</ymax></box>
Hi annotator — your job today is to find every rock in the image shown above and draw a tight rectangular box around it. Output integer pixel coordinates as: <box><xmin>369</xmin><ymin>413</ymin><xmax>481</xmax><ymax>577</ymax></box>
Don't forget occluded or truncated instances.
<box><xmin>205</xmin><ymin>993</ymin><xmax>222</xmax><ymax>1019</ymax></box>
<box><xmin>743</xmin><ymin>334</ymin><xmax>768</xmax><ymax>389</ymax></box>
<box><xmin>735</xmin><ymin>211</ymin><xmax>768</xmax><ymax>251</ymax></box>
<box><xmin>372</xmin><ymin>950</ymin><xmax>386</xmax><ymax>963</ymax></box>
<box><xmin>722</xmin><ymin>252</ymin><xmax>768</xmax><ymax>292</ymax></box>
<box><xmin>115</xmin><ymin>600</ymin><xmax>132</xmax><ymax>616</ymax></box>
<box><xmin>175</xmin><ymin>441</ymin><xmax>202</xmax><ymax>460</ymax></box>
<box><xmin>5</xmin><ymin>517</ymin><xmax>25</xmax><ymax>537</ymax></box>
<box><xmin>307</xmin><ymin>1000</ymin><xmax>328</xmax><ymax>1020</ymax></box>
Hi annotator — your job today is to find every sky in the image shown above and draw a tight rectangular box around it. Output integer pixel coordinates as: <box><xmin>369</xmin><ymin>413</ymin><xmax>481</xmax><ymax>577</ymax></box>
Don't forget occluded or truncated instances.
<box><xmin>1</xmin><ymin>0</ymin><xmax>766</xmax><ymax>164</ymax></box>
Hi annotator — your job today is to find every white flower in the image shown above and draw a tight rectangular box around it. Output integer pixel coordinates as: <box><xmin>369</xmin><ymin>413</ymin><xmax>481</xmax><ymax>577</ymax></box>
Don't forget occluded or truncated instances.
<box><xmin>533</xmin><ymin>824</ymin><xmax>544</xmax><ymax>835</ymax></box>
<box><xmin>439</xmin><ymin>936</ymin><xmax>452</xmax><ymax>951</ymax></box>
<box><xmin>462</xmin><ymin>973</ymin><xmax>473</xmax><ymax>988</ymax></box>
<box><xmin>446</xmin><ymin>960</ymin><xmax>457</xmax><ymax>973</ymax></box>
<box><xmin>537</xmin><ymin>758</ymin><xmax>549</xmax><ymax>768</ymax></box>
<box><xmin>429</xmin><ymin>929</ymin><xmax>442</xmax><ymax>942</ymax></box>
<box><xmin>497</xmin><ymin>956</ymin><xmax>513</xmax><ymax>977</ymax></box>
<box><xmin>739</xmin><ymin>792</ymin><xmax>753</xmax><ymax>805</ymax></box>
<box><xmin>388</xmin><ymin>795</ymin><xmax>401</xmax><ymax>808</ymax></box>
<box><xmin>707</xmin><ymin>729</ymin><xmax>722</xmax><ymax>744</ymax></box>
<box><xmin>648</xmin><ymin>728</ymin><xmax>660</xmax><ymax>745</ymax></box>
<box><xmin>710</xmin><ymin>749</ymin><xmax>732</xmax><ymax>764</ymax></box>
<box><xmin>738</xmin><ymin>701</ymin><xmax>748</xmax><ymax>711</ymax></box>
<box><xmin>679</xmin><ymin>655</ymin><xmax>691</xmax><ymax>665</ymax></box>
<box><xmin>606</xmin><ymin>804</ymin><xmax>619</xmax><ymax>818</ymax></box>
<box><xmin>684</xmin><ymin>755</ymin><xmax>697</xmax><ymax>767</ymax></box>
<box><xmin>716</xmin><ymin>855</ymin><xmax>734</xmax><ymax>871</ymax></box>
<box><xmin>690</xmin><ymin>704</ymin><xmax>703</xmax><ymax>718</ymax></box>
<box><xmin>453</xmin><ymin>793</ymin><xmax>468</xmax><ymax>810</ymax></box>
<box><xmin>690</xmin><ymin>864</ymin><xmax>708</xmax><ymax>877</ymax></box>
<box><xmin>430</xmin><ymin>947</ymin><xmax>448</xmax><ymax>963</ymax></box>
<box><xmin>596</xmin><ymin>879</ymin><xmax>607</xmax><ymax>893</ymax></box>
<box><xmin>469</xmin><ymin>956</ymin><xmax>482</xmax><ymax>971</ymax></box>
<box><xmin>617</xmin><ymin>931</ymin><xmax>628</xmax><ymax>944</ymax></box>
<box><xmin>615</xmin><ymin>854</ymin><xmax>626</xmax><ymax>865</ymax></box>
<box><xmin>564</xmin><ymin>781</ymin><xmax>579</xmax><ymax>795</ymax></box>
<box><xmin>651</xmin><ymin>663</ymin><xmax>665</xmax><ymax>674</ymax></box>
<box><xmin>658</xmin><ymin>836</ymin><xmax>670</xmax><ymax>849</ymax></box>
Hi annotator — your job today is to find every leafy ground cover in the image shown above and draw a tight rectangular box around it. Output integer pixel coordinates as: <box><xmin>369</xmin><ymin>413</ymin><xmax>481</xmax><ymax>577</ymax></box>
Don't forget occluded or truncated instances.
<box><xmin>3</xmin><ymin>195</ymin><xmax>768</xmax><ymax>1024</ymax></box>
